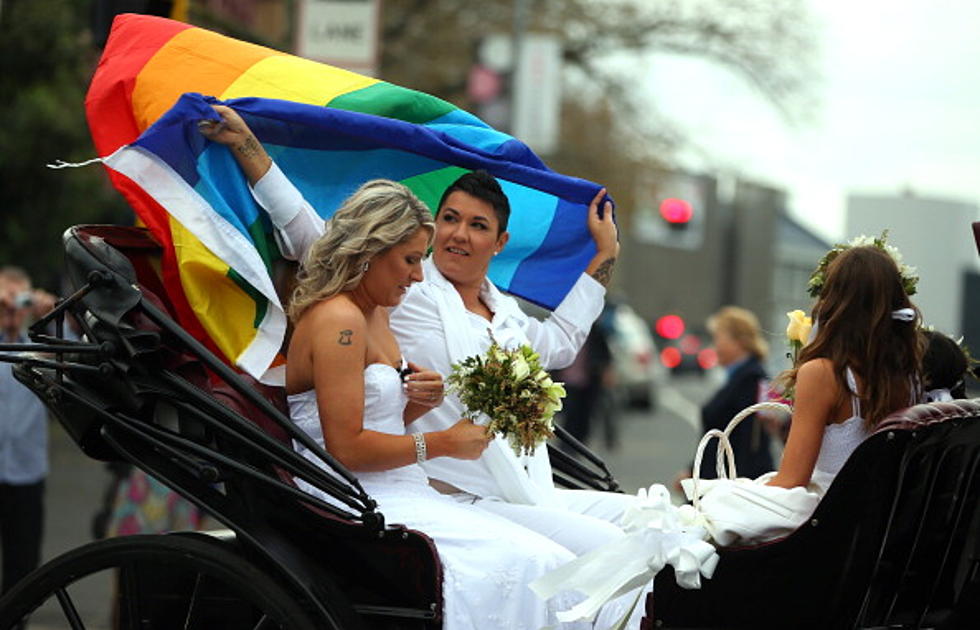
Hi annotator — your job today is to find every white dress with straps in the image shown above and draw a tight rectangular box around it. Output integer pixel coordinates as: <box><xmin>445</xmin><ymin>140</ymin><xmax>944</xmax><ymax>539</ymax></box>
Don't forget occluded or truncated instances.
<box><xmin>288</xmin><ymin>362</ymin><xmax>592</xmax><ymax>630</ymax></box>
<box><xmin>810</xmin><ymin>367</ymin><xmax>876</xmax><ymax>491</ymax></box>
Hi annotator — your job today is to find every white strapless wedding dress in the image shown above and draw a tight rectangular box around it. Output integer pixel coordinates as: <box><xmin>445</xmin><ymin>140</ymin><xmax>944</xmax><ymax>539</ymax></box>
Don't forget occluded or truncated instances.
<box><xmin>289</xmin><ymin>363</ymin><xmax>591</xmax><ymax>630</ymax></box>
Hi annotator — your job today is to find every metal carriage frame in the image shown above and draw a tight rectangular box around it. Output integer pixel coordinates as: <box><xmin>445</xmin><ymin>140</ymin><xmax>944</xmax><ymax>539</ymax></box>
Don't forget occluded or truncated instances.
<box><xmin>0</xmin><ymin>225</ymin><xmax>620</xmax><ymax>630</ymax></box>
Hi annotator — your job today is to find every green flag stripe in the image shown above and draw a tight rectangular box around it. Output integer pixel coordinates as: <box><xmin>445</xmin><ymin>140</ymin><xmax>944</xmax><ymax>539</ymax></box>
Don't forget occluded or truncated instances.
<box><xmin>328</xmin><ymin>82</ymin><xmax>456</xmax><ymax>124</ymax></box>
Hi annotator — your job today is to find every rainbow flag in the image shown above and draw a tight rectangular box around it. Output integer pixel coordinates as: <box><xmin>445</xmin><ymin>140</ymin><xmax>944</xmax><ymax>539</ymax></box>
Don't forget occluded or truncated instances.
<box><xmin>86</xmin><ymin>14</ymin><xmax>610</xmax><ymax>381</ymax></box>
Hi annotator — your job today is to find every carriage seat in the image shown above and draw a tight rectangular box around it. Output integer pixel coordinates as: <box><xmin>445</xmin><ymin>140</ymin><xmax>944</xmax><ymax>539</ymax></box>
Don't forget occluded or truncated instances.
<box><xmin>642</xmin><ymin>398</ymin><xmax>980</xmax><ymax>629</ymax></box>
<box><xmin>58</xmin><ymin>225</ymin><xmax>444</xmax><ymax>628</ymax></box>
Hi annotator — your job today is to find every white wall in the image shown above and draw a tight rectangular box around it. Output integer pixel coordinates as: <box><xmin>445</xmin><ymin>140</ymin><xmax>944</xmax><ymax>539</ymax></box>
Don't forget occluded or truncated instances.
<box><xmin>846</xmin><ymin>194</ymin><xmax>979</xmax><ymax>336</ymax></box>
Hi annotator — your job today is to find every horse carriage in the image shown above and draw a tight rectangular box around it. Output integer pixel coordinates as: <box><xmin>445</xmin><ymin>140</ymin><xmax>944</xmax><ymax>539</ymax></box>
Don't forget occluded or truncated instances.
<box><xmin>0</xmin><ymin>224</ymin><xmax>978</xmax><ymax>629</ymax></box>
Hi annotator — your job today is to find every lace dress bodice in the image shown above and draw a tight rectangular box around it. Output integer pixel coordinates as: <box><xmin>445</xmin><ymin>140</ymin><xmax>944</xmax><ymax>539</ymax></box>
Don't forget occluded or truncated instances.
<box><xmin>285</xmin><ymin>361</ymin><xmax>593</xmax><ymax>629</ymax></box>
<box><xmin>810</xmin><ymin>368</ymin><xmax>874</xmax><ymax>490</ymax></box>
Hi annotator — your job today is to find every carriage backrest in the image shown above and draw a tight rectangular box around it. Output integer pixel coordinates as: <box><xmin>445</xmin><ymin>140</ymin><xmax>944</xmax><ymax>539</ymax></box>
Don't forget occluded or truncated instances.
<box><xmin>787</xmin><ymin>399</ymin><xmax>980</xmax><ymax>626</ymax></box>
<box><xmin>854</xmin><ymin>400</ymin><xmax>980</xmax><ymax>626</ymax></box>
<box><xmin>645</xmin><ymin>399</ymin><xmax>980</xmax><ymax>629</ymax></box>
<box><xmin>55</xmin><ymin>225</ymin><xmax>444</xmax><ymax>623</ymax></box>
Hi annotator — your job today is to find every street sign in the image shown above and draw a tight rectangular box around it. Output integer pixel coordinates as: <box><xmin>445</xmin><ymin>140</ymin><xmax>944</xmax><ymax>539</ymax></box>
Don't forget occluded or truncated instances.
<box><xmin>295</xmin><ymin>0</ymin><xmax>380</xmax><ymax>75</ymax></box>
<box><xmin>512</xmin><ymin>35</ymin><xmax>561</xmax><ymax>155</ymax></box>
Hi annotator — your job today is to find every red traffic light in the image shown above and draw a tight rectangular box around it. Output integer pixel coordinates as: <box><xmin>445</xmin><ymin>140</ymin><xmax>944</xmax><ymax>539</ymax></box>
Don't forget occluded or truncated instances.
<box><xmin>659</xmin><ymin>198</ymin><xmax>693</xmax><ymax>224</ymax></box>
<box><xmin>655</xmin><ymin>314</ymin><xmax>685</xmax><ymax>340</ymax></box>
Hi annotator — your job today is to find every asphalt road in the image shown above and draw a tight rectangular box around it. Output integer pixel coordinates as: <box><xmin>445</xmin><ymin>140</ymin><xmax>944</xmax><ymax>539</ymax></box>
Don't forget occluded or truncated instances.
<box><xmin>18</xmin><ymin>373</ymin><xmax>717</xmax><ymax>628</ymax></box>
<box><xmin>576</xmin><ymin>372</ymin><xmax>716</xmax><ymax>496</ymax></box>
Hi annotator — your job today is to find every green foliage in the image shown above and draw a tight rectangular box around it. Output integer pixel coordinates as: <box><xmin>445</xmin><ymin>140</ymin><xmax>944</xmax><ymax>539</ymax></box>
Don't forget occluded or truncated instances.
<box><xmin>446</xmin><ymin>337</ymin><xmax>565</xmax><ymax>456</ymax></box>
<box><xmin>0</xmin><ymin>0</ymin><xmax>129</xmax><ymax>290</ymax></box>
<box><xmin>807</xmin><ymin>230</ymin><xmax>919</xmax><ymax>298</ymax></box>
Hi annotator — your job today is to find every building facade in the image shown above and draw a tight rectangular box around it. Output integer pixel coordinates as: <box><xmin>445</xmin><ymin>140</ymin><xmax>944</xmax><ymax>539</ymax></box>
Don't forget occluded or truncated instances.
<box><xmin>846</xmin><ymin>193</ymin><xmax>980</xmax><ymax>343</ymax></box>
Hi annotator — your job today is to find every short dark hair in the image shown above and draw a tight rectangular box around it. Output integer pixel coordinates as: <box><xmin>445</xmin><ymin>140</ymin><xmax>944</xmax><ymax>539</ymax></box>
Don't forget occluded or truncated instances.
<box><xmin>436</xmin><ymin>170</ymin><xmax>510</xmax><ymax>233</ymax></box>
<box><xmin>922</xmin><ymin>329</ymin><xmax>969</xmax><ymax>398</ymax></box>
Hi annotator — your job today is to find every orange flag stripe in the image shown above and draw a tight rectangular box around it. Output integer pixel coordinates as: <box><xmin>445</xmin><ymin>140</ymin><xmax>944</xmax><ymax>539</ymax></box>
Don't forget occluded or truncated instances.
<box><xmin>131</xmin><ymin>27</ymin><xmax>285</xmax><ymax>133</ymax></box>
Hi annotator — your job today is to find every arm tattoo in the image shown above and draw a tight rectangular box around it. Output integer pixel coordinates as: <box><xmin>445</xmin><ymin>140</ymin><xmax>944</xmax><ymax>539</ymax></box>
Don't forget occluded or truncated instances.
<box><xmin>590</xmin><ymin>257</ymin><xmax>616</xmax><ymax>287</ymax></box>
<box><xmin>338</xmin><ymin>329</ymin><xmax>353</xmax><ymax>346</ymax></box>
<box><xmin>235</xmin><ymin>135</ymin><xmax>262</xmax><ymax>160</ymax></box>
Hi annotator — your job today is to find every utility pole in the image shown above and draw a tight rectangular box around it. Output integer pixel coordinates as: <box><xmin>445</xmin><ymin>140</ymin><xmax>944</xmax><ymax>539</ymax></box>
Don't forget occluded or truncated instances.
<box><xmin>509</xmin><ymin>0</ymin><xmax>527</xmax><ymax>134</ymax></box>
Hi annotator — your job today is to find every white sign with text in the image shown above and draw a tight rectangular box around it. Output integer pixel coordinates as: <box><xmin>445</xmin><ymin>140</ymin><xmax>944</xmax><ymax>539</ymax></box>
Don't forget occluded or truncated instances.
<box><xmin>296</xmin><ymin>0</ymin><xmax>379</xmax><ymax>74</ymax></box>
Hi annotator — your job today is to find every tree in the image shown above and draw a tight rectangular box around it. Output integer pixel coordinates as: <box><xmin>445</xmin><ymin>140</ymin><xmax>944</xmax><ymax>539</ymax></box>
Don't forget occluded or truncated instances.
<box><xmin>379</xmin><ymin>0</ymin><xmax>818</xmax><ymax>215</ymax></box>
<box><xmin>0</xmin><ymin>0</ymin><xmax>130</xmax><ymax>289</ymax></box>
<box><xmin>382</xmin><ymin>0</ymin><xmax>816</xmax><ymax>122</ymax></box>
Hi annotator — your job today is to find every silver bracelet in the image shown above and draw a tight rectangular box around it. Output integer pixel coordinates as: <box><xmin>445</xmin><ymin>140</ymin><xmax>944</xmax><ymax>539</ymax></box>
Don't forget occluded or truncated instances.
<box><xmin>413</xmin><ymin>433</ymin><xmax>427</xmax><ymax>464</ymax></box>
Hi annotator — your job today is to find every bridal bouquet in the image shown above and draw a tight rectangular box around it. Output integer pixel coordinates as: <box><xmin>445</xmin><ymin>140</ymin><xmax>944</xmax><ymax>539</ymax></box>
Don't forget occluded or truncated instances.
<box><xmin>446</xmin><ymin>339</ymin><xmax>565</xmax><ymax>456</ymax></box>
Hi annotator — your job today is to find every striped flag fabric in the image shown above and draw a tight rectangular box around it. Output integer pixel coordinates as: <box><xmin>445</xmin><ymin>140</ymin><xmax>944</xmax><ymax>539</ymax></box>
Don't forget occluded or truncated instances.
<box><xmin>86</xmin><ymin>14</ymin><xmax>611</xmax><ymax>381</ymax></box>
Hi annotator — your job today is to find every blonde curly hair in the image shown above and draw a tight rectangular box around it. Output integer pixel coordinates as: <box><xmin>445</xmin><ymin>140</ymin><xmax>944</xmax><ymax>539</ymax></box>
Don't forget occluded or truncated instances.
<box><xmin>288</xmin><ymin>180</ymin><xmax>434</xmax><ymax>322</ymax></box>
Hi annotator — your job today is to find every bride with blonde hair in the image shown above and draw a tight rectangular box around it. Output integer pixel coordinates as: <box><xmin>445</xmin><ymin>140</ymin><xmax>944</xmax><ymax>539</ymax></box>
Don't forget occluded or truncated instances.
<box><xmin>283</xmin><ymin>178</ymin><xmax>592</xmax><ymax>629</ymax></box>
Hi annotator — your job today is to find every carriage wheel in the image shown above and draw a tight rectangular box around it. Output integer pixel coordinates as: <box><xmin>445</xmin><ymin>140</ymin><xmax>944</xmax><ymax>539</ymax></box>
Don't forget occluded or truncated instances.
<box><xmin>0</xmin><ymin>533</ymin><xmax>319</xmax><ymax>630</ymax></box>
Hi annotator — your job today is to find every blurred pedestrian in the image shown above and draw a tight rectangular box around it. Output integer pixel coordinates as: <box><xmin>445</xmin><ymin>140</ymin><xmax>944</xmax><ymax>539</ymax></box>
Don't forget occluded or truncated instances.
<box><xmin>675</xmin><ymin>306</ymin><xmax>773</xmax><ymax>485</ymax></box>
<box><xmin>0</xmin><ymin>267</ymin><xmax>55</xmax><ymax>597</ymax></box>
<box><xmin>94</xmin><ymin>465</ymin><xmax>204</xmax><ymax>539</ymax></box>
<box><xmin>556</xmin><ymin>321</ymin><xmax>614</xmax><ymax>448</ymax></box>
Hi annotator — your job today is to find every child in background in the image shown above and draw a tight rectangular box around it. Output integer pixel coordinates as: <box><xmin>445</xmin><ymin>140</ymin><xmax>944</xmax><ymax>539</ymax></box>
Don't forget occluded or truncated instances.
<box><xmin>921</xmin><ymin>330</ymin><xmax>970</xmax><ymax>402</ymax></box>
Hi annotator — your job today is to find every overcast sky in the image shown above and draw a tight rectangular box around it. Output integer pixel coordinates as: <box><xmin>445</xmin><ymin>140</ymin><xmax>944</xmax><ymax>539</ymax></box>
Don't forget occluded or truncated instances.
<box><xmin>644</xmin><ymin>0</ymin><xmax>980</xmax><ymax>242</ymax></box>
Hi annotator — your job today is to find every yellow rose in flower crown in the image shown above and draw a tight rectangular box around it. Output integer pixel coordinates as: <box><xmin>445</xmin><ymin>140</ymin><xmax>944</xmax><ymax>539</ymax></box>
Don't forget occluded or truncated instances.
<box><xmin>786</xmin><ymin>309</ymin><xmax>813</xmax><ymax>346</ymax></box>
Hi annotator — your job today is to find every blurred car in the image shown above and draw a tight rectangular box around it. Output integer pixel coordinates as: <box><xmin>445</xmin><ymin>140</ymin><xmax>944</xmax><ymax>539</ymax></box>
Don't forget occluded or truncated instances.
<box><xmin>658</xmin><ymin>330</ymin><xmax>717</xmax><ymax>375</ymax></box>
<box><xmin>605</xmin><ymin>303</ymin><xmax>665</xmax><ymax>410</ymax></box>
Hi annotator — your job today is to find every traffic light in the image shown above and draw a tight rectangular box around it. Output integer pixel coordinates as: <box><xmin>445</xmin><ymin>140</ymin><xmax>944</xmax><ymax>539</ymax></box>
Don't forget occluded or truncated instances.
<box><xmin>633</xmin><ymin>171</ymin><xmax>708</xmax><ymax>250</ymax></box>
<box><xmin>659</xmin><ymin>198</ymin><xmax>693</xmax><ymax>228</ymax></box>
<box><xmin>655</xmin><ymin>314</ymin><xmax>685</xmax><ymax>339</ymax></box>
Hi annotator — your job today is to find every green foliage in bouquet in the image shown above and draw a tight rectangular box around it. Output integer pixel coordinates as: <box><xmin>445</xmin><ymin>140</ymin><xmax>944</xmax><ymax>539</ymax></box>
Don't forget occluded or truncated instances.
<box><xmin>446</xmin><ymin>339</ymin><xmax>566</xmax><ymax>456</ymax></box>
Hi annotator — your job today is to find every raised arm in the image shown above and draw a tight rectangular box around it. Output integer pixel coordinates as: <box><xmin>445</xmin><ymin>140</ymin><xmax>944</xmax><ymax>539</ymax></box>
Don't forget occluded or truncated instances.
<box><xmin>199</xmin><ymin>105</ymin><xmax>324</xmax><ymax>260</ymax></box>
<box><xmin>198</xmin><ymin>104</ymin><xmax>272</xmax><ymax>184</ymax></box>
<box><xmin>522</xmin><ymin>188</ymin><xmax>617</xmax><ymax>369</ymax></box>
<box><xmin>583</xmin><ymin>187</ymin><xmax>619</xmax><ymax>287</ymax></box>
<box><xmin>766</xmin><ymin>359</ymin><xmax>838</xmax><ymax>488</ymax></box>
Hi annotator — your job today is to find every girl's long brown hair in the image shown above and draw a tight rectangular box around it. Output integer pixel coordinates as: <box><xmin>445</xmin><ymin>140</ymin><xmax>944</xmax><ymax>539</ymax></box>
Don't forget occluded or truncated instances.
<box><xmin>782</xmin><ymin>246</ymin><xmax>922</xmax><ymax>427</ymax></box>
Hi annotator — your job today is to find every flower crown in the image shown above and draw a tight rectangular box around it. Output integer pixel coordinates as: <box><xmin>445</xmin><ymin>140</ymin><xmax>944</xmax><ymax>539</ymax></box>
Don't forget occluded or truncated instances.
<box><xmin>807</xmin><ymin>230</ymin><xmax>919</xmax><ymax>298</ymax></box>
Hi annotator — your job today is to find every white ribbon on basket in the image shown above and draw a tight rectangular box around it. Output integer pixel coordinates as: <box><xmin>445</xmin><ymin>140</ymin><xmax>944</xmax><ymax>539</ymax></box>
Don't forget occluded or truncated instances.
<box><xmin>532</xmin><ymin>402</ymin><xmax>824</xmax><ymax>628</ymax></box>
<box><xmin>682</xmin><ymin>401</ymin><xmax>823</xmax><ymax>548</ymax></box>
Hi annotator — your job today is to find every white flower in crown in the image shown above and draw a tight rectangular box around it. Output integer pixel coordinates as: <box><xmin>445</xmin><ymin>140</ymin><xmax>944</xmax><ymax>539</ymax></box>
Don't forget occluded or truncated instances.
<box><xmin>848</xmin><ymin>234</ymin><xmax>876</xmax><ymax>248</ymax></box>
<box><xmin>808</xmin><ymin>229</ymin><xmax>918</xmax><ymax>298</ymax></box>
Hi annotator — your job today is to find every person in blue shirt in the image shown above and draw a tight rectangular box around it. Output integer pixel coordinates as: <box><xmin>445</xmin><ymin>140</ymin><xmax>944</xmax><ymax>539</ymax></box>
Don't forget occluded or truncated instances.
<box><xmin>0</xmin><ymin>267</ymin><xmax>55</xmax><ymax>596</ymax></box>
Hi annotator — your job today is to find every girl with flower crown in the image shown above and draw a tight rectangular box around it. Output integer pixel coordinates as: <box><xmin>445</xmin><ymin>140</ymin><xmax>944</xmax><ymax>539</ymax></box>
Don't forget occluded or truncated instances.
<box><xmin>768</xmin><ymin>244</ymin><xmax>922</xmax><ymax>490</ymax></box>
<box><xmin>531</xmin><ymin>243</ymin><xmax>924</xmax><ymax>625</ymax></box>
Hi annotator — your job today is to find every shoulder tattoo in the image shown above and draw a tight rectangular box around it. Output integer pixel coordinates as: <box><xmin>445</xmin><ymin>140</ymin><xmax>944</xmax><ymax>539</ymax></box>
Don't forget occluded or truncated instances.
<box><xmin>590</xmin><ymin>257</ymin><xmax>616</xmax><ymax>287</ymax></box>
<box><xmin>338</xmin><ymin>329</ymin><xmax>353</xmax><ymax>346</ymax></box>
